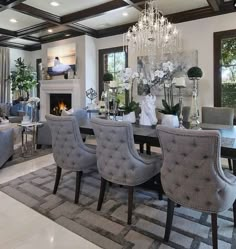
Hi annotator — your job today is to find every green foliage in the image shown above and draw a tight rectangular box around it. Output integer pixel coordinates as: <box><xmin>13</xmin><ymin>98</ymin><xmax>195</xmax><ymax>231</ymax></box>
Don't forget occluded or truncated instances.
<box><xmin>221</xmin><ymin>38</ymin><xmax>236</xmax><ymax>66</ymax></box>
<box><xmin>222</xmin><ymin>83</ymin><xmax>236</xmax><ymax>109</ymax></box>
<box><xmin>11</xmin><ymin>58</ymin><xmax>37</xmax><ymax>100</ymax></box>
<box><xmin>123</xmin><ymin>100</ymin><xmax>139</xmax><ymax>114</ymax></box>
<box><xmin>187</xmin><ymin>67</ymin><xmax>203</xmax><ymax>79</ymax></box>
<box><xmin>158</xmin><ymin>99</ymin><xmax>180</xmax><ymax>115</ymax></box>
<box><xmin>103</xmin><ymin>72</ymin><xmax>114</xmax><ymax>81</ymax></box>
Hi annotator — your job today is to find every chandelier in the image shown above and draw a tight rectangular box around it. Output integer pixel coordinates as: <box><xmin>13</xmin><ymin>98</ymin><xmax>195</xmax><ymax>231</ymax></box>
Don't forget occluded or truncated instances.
<box><xmin>126</xmin><ymin>0</ymin><xmax>182</xmax><ymax>57</ymax></box>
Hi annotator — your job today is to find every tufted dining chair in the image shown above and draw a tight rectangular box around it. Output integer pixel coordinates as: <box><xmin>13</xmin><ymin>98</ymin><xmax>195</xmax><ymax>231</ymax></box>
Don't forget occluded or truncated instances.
<box><xmin>91</xmin><ymin>118</ymin><xmax>162</xmax><ymax>225</ymax></box>
<box><xmin>156</xmin><ymin>125</ymin><xmax>236</xmax><ymax>249</ymax></box>
<box><xmin>202</xmin><ymin>106</ymin><xmax>234</xmax><ymax>170</ymax></box>
<box><xmin>45</xmin><ymin>114</ymin><xmax>97</xmax><ymax>204</ymax></box>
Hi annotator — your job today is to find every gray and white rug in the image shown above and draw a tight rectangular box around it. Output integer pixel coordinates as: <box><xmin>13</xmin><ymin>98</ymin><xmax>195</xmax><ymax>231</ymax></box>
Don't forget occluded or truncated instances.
<box><xmin>0</xmin><ymin>165</ymin><xmax>235</xmax><ymax>249</ymax></box>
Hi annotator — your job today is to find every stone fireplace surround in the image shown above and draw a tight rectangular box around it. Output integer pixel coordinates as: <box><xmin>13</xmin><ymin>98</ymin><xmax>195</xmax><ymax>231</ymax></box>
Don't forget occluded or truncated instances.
<box><xmin>40</xmin><ymin>79</ymin><xmax>82</xmax><ymax>121</ymax></box>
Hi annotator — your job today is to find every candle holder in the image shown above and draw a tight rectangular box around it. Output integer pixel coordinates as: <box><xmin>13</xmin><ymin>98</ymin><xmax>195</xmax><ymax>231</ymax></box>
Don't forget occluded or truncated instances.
<box><xmin>109</xmin><ymin>86</ymin><xmax>119</xmax><ymax>120</ymax></box>
<box><xmin>190</xmin><ymin>79</ymin><xmax>201</xmax><ymax>130</ymax></box>
<box><xmin>175</xmin><ymin>86</ymin><xmax>185</xmax><ymax>129</ymax></box>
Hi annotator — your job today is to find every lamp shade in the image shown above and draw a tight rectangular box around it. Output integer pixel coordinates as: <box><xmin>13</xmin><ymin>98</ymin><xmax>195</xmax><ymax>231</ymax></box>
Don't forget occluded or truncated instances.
<box><xmin>172</xmin><ymin>77</ymin><xmax>186</xmax><ymax>88</ymax></box>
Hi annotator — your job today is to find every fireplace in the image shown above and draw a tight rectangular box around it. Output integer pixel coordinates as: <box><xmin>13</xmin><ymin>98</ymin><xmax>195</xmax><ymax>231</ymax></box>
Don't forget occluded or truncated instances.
<box><xmin>50</xmin><ymin>93</ymin><xmax>72</xmax><ymax>116</ymax></box>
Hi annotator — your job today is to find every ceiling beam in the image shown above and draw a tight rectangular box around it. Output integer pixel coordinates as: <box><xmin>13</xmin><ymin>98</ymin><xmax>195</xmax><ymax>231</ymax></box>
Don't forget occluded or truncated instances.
<box><xmin>61</xmin><ymin>0</ymin><xmax>129</xmax><ymax>24</ymax></box>
<box><xmin>207</xmin><ymin>0</ymin><xmax>221</xmax><ymax>11</ymax></box>
<box><xmin>122</xmin><ymin>0</ymin><xmax>142</xmax><ymax>11</ymax></box>
<box><xmin>67</xmin><ymin>23</ymin><xmax>98</xmax><ymax>37</ymax></box>
<box><xmin>16</xmin><ymin>22</ymin><xmax>56</xmax><ymax>37</ymax></box>
<box><xmin>13</xmin><ymin>3</ymin><xmax>61</xmax><ymax>24</ymax></box>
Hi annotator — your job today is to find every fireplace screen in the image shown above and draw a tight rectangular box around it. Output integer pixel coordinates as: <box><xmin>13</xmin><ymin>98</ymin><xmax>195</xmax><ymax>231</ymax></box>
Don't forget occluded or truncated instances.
<box><xmin>50</xmin><ymin>94</ymin><xmax>72</xmax><ymax>116</ymax></box>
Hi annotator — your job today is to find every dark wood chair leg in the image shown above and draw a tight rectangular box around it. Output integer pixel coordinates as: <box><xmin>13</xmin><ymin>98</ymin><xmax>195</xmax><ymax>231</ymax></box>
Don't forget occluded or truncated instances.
<box><xmin>53</xmin><ymin>166</ymin><xmax>62</xmax><ymax>194</ymax></box>
<box><xmin>211</xmin><ymin>213</ymin><xmax>218</xmax><ymax>249</ymax></box>
<box><xmin>228</xmin><ymin>159</ymin><xmax>233</xmax><ymax>171</ymax></box>
<box><xmin>233</xmin><ymin>200</ymin><xmax>236</xmax><ymax>227</ymax></box>
<box><xmin>158</xmin><ymin>193</ymin><xmax>163</xmax><ymax>200</ymax></box>
<box><xmin>164</xmin><ymin>199</ymin><xmax>175</xmax><ymax>242</ymax></box>
<box><xmin>128</xmin><ymin>186</ymin><xmax>134</xmax><ymax>225</ymax></box>
<box><xmin>146</xmin><ymin>144</ymin><xmax>151</xmax><ymax>155</ymax></box>
<box><xmin>97</xmin><ymin>177</ymin><xmax>107</xmax><ymax>211</ymax></box>
<box><xmin>139</xmin><ymin>144</ymin><xmax>144</xmax><ymax>153</ymax></box>
<box><xmin>74</xmin><ymin>171</ymin><xmax>83</xmax><ymax>204</ymax></box>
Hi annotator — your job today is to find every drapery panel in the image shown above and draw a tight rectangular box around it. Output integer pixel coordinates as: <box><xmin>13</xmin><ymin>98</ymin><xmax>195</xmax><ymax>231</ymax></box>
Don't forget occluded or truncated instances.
<box><xmin>0</xmin><ymin>47</ymin><xmax>10</xmax><ymax>103</ymax></box>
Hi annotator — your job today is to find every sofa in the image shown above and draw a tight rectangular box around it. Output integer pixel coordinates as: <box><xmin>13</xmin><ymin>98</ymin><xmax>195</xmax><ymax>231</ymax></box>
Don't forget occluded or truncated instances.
<box><xmin>0</xmin><ymin>103</ymin><xmax>24</xmax><ymax>123</ymax></box>
<box><xmin>0</xmin><ymin>128</ymin><xmax>14</xmax><ymax>168</ymax></box>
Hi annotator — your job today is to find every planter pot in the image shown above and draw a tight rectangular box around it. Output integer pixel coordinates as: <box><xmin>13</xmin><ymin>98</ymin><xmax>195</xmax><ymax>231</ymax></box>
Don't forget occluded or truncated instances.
<box><xmin>161</xmin><ymin>114</ymin><xmax>179</xmax><ymax>128</ymax></box>
<box><xmin>123</xmin><ymin>111</ymin><xmax>136</xmax><ymax>123</ymax></box>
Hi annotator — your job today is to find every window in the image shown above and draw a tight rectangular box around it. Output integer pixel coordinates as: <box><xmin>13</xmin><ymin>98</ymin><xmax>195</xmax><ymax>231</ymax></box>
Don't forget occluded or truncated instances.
<box><xmin>214</xmin><ymin>29</ymin><xmax>236</xmax><ymax>112</ymax></box>
<box><xmin>99</xmin><ymin>46</ymin><xmax>128</xmax><ymax>98</ymax></box>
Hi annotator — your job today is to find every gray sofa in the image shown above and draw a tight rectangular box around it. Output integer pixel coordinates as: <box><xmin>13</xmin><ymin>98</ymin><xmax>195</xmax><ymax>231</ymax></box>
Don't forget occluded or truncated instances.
<box><xmin>0</xmin><ymin>128</ymin><xmax>14</xmax><ymax>168</ymax></box>
<box><xmin>0</xmin><ymin>103</ymin><xmax>23</xmax><ymax>123</ymax></box>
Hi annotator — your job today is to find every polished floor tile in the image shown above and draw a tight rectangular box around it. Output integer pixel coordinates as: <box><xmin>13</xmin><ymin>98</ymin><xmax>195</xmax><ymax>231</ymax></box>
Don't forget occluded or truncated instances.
<box><xmin>0</xmin><ymin>191</ymin><xmax>101</xmax><ymax>249</ymax></box>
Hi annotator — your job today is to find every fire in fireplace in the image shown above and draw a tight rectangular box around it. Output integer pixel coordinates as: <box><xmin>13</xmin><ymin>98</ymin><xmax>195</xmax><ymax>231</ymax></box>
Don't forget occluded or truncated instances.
<box><xmin>50</xmin><ymin>93</ymin><xmax>72</xmax><ymax>116</ymax></box>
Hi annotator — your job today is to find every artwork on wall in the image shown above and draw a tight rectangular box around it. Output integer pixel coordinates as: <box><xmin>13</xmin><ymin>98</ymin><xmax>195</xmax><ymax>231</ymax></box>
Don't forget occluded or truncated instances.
<box><xmin>136</xmin><ymin>50</ymin><xmax>198</xmax><ymax>96</ymax></box>
<box><xmin>47</xmin><ymin>43</ymin><xmax>76</xmax><ymax>76</ymax></box>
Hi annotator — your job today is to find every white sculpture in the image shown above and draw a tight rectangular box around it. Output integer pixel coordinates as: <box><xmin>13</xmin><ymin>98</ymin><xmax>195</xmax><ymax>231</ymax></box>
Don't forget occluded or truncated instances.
<box><xmin>140</xmin><ymin>94</ymin><xmax>158</xmax><ymax>126</ymax></box>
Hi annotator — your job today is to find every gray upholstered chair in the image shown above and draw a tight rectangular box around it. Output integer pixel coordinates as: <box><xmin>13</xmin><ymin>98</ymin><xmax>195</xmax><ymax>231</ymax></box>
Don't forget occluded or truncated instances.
<box><xmin>91</xmin><ymin>118</ymin><xmax>162</xmax><ymax>224</ymax></box>
<box><xmin>202</xmin><ymin>106</ymin><xmax>234</xmax><ymax>170</ymax></box>
<box><xmin>37</xmin><ymin>109</ymin><xmax>88</xmax><ymax>147</ymax></box>
<box><xmin>0</xmin><ymin>128</ymin><xmax>14</xmax><ymax>168</ymax></box>
<box><xmin>202</xmin><ymin>106</ymin><xmax>234</xmax><ymax>125</ymax></box>
<box><xmin>45</xmin><ymin>114</ymin><xmax>97</xmax><ymax>204</ymax></box>
<box><xmin>156</xmin><ymin>126</ymin><xmax>236</xmax><ymax>249</ymax></box>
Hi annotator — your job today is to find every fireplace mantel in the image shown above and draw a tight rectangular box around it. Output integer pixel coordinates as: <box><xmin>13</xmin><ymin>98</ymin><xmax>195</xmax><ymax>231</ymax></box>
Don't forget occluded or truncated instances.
<box><xmin>40</xmin><ymin>79</ymin><xmax>82</xmax><ymax>121</ymax></box>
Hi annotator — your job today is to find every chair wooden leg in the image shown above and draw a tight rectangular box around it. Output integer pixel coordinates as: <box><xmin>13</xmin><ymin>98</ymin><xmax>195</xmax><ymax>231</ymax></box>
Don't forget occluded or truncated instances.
<box><xmin>53</xmin><ymin>166</ymin><xmax>62</xmax><ymax>194</ymax></box>
<box><xmin>139</xmin><ymin>144</ymin><xmax>144</xmax><ymax>153</ymax></box>
<box><xmin>158</xmin><ymin>193</ymin><xmax>163</xmax><ymax>200</ymax></box>
<box><xmin>146</xmin><ymin>144</ymin><xmax>151</xmax><ymax>155</ymax></box>
<box><xmin>128</xmin><ymin>186</ymin><xmax>134</xmax><ymax>225</ymax></box>
<box><xmin>233</xmin><ymin>200</ymin><xmax>236</xmax><ymax>227</ymax></box>
<box><xmin>228</xmin><ymin>159</ymin><xmax>233</xmax><ymax>171</ymax></box>
<box><xmin>74</xmin><ymin>171</ymin><xmax>83</xmax><ymax>204</ymax></box>
<box><xmin>211</xmin><ymin>213</ymin><xmax>218</xmax><ymax>249</ymax></box>
<box><xmin>97</xmin><ymin>177</ymin><xmax>107</xmax><ymax>211</ymax></box>
<box><xmin>164</xmin><ymin>199</ymin><xmax>175</xmax><ymax>242</ymax></box>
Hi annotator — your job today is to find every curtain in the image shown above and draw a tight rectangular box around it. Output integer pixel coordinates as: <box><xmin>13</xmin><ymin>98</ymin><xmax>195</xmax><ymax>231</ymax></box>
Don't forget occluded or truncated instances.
<box><xmin>0</xmin><ymin>47</ymin><xmax>10</xmax><ymax>103</ymax></box>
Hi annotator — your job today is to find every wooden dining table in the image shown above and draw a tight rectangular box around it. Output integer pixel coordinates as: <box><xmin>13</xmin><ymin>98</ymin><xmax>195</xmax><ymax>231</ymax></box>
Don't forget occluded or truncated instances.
<box><xmin>80</xmin><ymin>121</ymin><xmax>236</xmax><ymax>176</ymax></box>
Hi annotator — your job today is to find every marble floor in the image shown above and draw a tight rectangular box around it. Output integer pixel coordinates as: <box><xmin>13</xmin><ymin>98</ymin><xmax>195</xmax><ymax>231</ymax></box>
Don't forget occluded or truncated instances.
<box><xmin>0</xmin><ymin>154</ymin><xmax>101</xmax><ymax>249</ymax></box>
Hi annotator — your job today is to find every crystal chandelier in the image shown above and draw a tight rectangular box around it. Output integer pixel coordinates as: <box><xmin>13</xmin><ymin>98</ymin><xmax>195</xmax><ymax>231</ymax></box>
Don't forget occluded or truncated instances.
<box><xmin>126</xmin><ymin>0</ymin><xmax>182</xmax><ymax>57</ymax></box>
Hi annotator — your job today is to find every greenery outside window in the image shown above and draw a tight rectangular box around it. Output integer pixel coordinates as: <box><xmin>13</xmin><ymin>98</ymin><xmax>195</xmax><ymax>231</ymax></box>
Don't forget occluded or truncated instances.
<box><xmin>214</xmin><ymin>30</ymin><xmax>236</xmax><ymax>116</ymax></box>
<box><xmin>99</xmin><ymin>46</ymin><xmax>128</xmax><ymax>98</ymax></box>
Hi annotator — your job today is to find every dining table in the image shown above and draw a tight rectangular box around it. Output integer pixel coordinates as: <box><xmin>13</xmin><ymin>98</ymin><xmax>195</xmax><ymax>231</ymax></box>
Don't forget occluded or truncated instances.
<box><xmin>80</xmin><ymin>121</ymin><xmax>236</xmax><ymax>176</ymax></box>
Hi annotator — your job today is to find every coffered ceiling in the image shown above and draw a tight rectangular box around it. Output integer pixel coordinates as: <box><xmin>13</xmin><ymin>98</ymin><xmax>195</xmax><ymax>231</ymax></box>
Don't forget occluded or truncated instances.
<box><xmin>0</xmin><ymin>0</ymin><xmax>235</xmax><ymax>51</ymax></box>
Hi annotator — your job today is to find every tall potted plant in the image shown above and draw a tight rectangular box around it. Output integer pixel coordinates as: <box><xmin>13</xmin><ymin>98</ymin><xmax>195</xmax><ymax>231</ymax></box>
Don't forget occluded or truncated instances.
<box><xmin>11</xmin><ymin>58</ymin><xmax>37</xmax><ymax>101</ymax></box>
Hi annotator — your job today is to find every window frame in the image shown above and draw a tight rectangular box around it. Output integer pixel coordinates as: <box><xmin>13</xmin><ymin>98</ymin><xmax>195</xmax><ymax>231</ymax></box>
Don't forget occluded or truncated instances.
<box><xmin>98</xmin><ymin>46</ymin><xmax>128</xmax><ymax>98</ymax></box>
<box><xmin>214</xmin><ymin>29</ymin><xmax>236</xmax><ymax>107</ymax></box>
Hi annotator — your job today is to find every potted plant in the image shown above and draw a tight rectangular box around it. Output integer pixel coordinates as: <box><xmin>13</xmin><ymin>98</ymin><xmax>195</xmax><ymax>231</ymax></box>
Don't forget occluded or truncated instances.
<box><xmin>103</xmin><ymin>72</ymin><xmax>114</xmax><ymax>82</ymax></box>
<box><xmin>123</xmin><ymin>100</ymin><xmax>139</xmax><ymax>123</ymax></box>
<box><xmin>158</xmin><ymin>99</ymin><xmax>180</xmax><ymax>128</ymax></box>
<box><xmin>11</xmin><ymin>58</ymin><xmax>37</xmax><ymax>101</ymax></box>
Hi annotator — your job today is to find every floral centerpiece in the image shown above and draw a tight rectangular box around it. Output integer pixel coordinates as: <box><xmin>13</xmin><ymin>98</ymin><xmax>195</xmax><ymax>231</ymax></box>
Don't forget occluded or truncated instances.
<box><xmin>149</xmin><ymin>61</ymin><xmax>180</xmax><ymax>116</ymax></box>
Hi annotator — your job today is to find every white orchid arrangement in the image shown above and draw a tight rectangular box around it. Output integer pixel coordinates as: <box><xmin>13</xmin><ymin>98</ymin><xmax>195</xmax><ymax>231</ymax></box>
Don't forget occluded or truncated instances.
<box><xmin>120</xmin><ymin>68</ymin><xmax>142</xmax><ymax>91</ymax></box>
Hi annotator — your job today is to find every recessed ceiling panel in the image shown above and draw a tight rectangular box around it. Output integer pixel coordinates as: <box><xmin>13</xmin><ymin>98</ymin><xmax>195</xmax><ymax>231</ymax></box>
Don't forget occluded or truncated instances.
<box><xmin>9</xmin><ymin>38</ymin><xmax>39</xmax><ymax>45</ymax></box>
<box><xmin>24</xmin><ymin>0</ymin><xmax>112</xmax><ymax>16</ymax></box>
<box><xmin>0</xmin><ymin>9</ymin><xmax>44</xmax><ymax>31</ymax></box>
<box><xmin>157</xmin><ymin>0</ymin><xmax>209</xmax><ymax>15</ymax></box>
<box><xmin>78</xmin><ymin>7</ymin><xmax>140</xmax><ymax>30</ymax></box>
<box><xmin>31</xmin><ymin>26</ymin><xmax>70</xmax><ymax>38</ymax></box>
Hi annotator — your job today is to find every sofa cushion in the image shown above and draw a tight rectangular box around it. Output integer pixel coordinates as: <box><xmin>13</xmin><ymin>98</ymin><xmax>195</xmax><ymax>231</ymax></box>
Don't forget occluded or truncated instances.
<box><xmin>0</xmin><ymin>103</ymin><xmax>11</xmax><ymax>116</ymax></box>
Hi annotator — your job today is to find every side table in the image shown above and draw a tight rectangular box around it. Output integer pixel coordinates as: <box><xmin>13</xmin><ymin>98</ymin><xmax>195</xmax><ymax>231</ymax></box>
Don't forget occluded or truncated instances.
<box><xmin>18</xmin><ymin>122</ymin><xmax>42</xmax><ymax>157</ymax></box>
